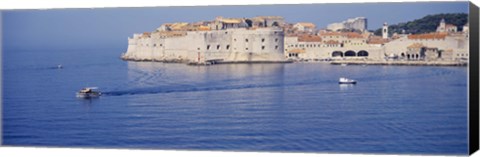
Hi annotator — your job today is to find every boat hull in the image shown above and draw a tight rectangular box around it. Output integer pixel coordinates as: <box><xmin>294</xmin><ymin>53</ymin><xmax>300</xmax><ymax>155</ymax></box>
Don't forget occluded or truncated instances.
<box><xmin>76</xmin><ymin>92</ymin><xmax>101</xmax><ymax>98</ymax></box>
<box><xmin>339</xmin><ymin>82</ymin><xmax>357</xmax><ymax>84</ymax></box>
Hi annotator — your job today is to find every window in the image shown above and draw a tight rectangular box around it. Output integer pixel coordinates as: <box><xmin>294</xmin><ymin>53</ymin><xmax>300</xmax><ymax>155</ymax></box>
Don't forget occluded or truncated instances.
<box><xmin>246</xmin><ymin>48</ymin><xmax>248</xmax><ymax>50</ymax></box>
<box><xmin>197</xmin><ymin>48</ymin><xmax>200</xmax><ymax>50</ymax></box>
<box><xmin>217</xmin><ymin>45</ymin><xmax>220</xmax><ymax>50</ymax></box>
<box><xmin>160</xmin><ymin>44</ymin><xmax>163</xmax><ymax>47</ymax></box>
<box><xmin>154</xmin><ymin>44</ymin><xmax>156</xmax><ymax>47</ymax></box>
<box><xmin>262</xmin><ymin>38</ymin><xmax>265</xmax><ymax>42</ymax></box>
<box><xmin>226</xmin><ymin>45</ymin><xmax>230</xmax><ymax>50</ymax></box>
<box><xmin>245</xmin><ymin>39</ymin><xmax>249</xmax><ymax>42</ymax></box>
<box><xmin>262</xmin><ymin>46</ymin><xmax>265</xmax><ymax>50</ymax></box>
<box><xmin>207</xmin><ymin>45</ymin><xmax>210</xmax><ymax>50</ymax></box>
<box><xmin>234</xmin><ymin>38</ymin><xmax>237</xmax><ymax>41</ymax></box>
<box><xmin>225</xmin><ymin>32</ymin><xmax>228</xmax><ymax>34</ymax></box>
<box><xmin>275</xmin><ymin>45</ymin><xmax>278</xmax><ymax>49</ymax></box>
<box><xmin>275</xmin><ymin>38</ymin><xmax>278</xmax><ymax>42</ymax></box>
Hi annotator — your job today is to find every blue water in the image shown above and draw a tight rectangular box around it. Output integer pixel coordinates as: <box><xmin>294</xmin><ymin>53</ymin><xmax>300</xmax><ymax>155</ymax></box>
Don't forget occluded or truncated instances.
<box><xmin>2</xmin><ymin>50</ymin><xmax>468</xmax><ymax>155</ymax></box>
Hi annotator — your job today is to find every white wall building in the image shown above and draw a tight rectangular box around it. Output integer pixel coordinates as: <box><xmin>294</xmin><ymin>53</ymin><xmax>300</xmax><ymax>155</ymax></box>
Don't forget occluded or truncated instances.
<box><xmin>327</xmin><ymin>17</ymin><xmax>368</xmax><ymax>32</ymax></box>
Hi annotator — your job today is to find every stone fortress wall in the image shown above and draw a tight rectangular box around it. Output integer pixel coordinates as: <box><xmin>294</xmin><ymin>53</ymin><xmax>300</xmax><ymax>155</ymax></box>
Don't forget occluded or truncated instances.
<box><xmin>122</xmin><ymin>16</ymin><xmax>286</xmax><ymax>63</ymax></box>
<box><xmin>123</xmin><ymin>16</ymin><xmax>469</xmax><ymax>65</ymax></box>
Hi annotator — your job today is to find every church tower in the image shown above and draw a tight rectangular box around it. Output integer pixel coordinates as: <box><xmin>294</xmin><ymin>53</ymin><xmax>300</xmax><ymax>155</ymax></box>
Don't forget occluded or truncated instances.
<box><xmin>382</xmin><ymin>22</ymin><xmax>388</xmax><ymax>39</ymax></box>
<box><xmin>437</xmin><ymin>18</ymin><xmax>446</xmax><ymax>32</ymax></box>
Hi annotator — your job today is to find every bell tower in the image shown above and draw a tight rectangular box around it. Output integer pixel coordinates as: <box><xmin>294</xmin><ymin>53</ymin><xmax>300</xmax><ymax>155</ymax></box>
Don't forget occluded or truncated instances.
<box><xmin>382</xmin><ymin>22</ymin><xmax>388</xmax><ymax>39</ymax></box>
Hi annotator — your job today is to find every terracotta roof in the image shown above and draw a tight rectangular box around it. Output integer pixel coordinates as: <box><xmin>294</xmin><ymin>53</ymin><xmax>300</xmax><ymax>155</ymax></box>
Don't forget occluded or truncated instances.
<box><xmin>170</xmin><ymin>22</ymin><xmax>189</xmax><ymax>30</ymax></box>
<box><xmin>344</xmin><ymin>32</ymin><xmax>363</xmax><ymax>38</ymax></box>
<box><xmin>319</xmin><ymin>32</ymin><xmax>343</xmax><ymax>36</ymax></box>
<box><xmin>141</xmin><ymin>32</ymin><xmax>151</xmax><ymax>38</ymax></box>
<box><xmin>288</xmin><ymin>49</ymin><xmax>306</xmax><ymax>54</ymax></box>
<box><xmin>295</xmin><ymin>22</ymin><xmax>316</xmax><ymax>28</ymax></box>
<box><xmin>367</xmin><ymin>36</ymin><xmax>388</xmax><ymax>44</ymax></box>
<box><xmin>323</xmin><ymin>40</ymin><xmax>340</xmax><ymax>45</ymax></box>
<box><xmin>407</xmin><ymin>43</ymin><xmax>424</xmax><ymax>49</ymax></box>
<box><xmin>298</xmin><ymin>35</ymin><xmax>322</xmax><ymax>42</ymax></box>
<box><xmin>407</xmin><ymin>33</ymin><xmax>447</xmax><ymax>40</ymax></box>
<box><xmin>220</xmin><ymin>18</ymin><xmax>242</xmax><ymax>24</ymax></box>
<box><xmin>197</xmin><ymin>26</ymin><xmax>211</xmax><ymax>31</ymax></box>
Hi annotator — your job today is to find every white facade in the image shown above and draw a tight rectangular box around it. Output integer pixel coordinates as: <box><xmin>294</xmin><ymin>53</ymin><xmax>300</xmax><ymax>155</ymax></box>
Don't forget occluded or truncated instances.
<box><xmin>326</xmin><ymin>17</ymin><xmax>367</xmax><ymax>32</ymax></box>
<box><xmin>383</xmin><ymin>33</ymin><xmax>469</xmax><ymax>60</ymax></box>
<box><xmin>123</xmin><ymin>28</ymin><xmax>286</xmax><ymax>63</ymax></box>
<box><xmin>382</xmin><ymin>23</ymin><xmax>388</xmax><ymax>39</ymax></box>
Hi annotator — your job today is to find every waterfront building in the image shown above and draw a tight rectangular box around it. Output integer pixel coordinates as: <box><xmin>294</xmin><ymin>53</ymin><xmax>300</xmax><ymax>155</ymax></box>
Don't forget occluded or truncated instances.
<box><xmin>122</xmin><ymin>16</ymin><xmax>286</xmax><ymax>63</ymax></box>
<box><xmin>284</xmin><ymin>31</ymin><xmax>383</xmax><ymax>60</ymax></box>
<box><xmin>383</xmin><ymin>32</ymin><xmax>468</xmax><ymax>61</ymax></box>
<box><xmin>124</xmin><ymin>16</ymin><xmax>468</xmax><ymax>64</ymax></box>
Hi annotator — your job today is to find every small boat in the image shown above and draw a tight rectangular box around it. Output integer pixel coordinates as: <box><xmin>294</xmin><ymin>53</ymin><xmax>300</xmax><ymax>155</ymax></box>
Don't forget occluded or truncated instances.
<box><xmin>76</xmin><ymin>87</ymin><xmax>102</xmax><ymax>98</ymax></box>
<box><xmin>339</xmin><ymin>77</ymin><xmax>357</xmax><ymax>84</ymax></box>
<box><xmin>341</xmin><ymin>63</ymin><xmax>347</xmax><ymax>66</ymax></box>
<box><xmin>57</xmin><ymin>64</ymin><xmax>63</xmax><ymax>69</ymax></box>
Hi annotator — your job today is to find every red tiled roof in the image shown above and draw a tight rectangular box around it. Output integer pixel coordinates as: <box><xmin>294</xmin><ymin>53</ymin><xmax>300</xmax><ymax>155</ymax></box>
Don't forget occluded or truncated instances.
<box><xmin>407</xmin><ymin>33</ymin><xmax>447</xmax><ymax>40</ymax></box>
<box><xmin>298</xmin><ymin>35</ymin><xmax>322</xmax><ymax>42</ymax></box>
<box><xmin>323</xmin><ymin>40</ymin><xmax>340</xmax><ymax>44</ymax></box>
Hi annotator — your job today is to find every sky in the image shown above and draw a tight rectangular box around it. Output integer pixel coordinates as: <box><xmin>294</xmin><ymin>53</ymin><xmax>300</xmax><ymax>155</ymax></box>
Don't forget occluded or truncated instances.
<box><xmin>1</xmin><ymin>1</ymin><xmax>469</xmax><ymax>51</ymax></box>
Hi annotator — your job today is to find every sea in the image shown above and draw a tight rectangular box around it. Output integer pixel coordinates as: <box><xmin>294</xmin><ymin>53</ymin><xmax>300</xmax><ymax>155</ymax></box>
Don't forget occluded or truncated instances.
<box><xmin>2</xmin><ymin>49</ymin><xmax>469</xmax><ymax>155</ymax></box>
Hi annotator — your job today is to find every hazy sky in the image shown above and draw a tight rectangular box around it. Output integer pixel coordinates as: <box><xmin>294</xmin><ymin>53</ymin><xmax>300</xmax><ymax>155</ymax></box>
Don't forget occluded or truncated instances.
<box><xmin>1</xmin><ymin>2</ymin><xmax>469</xmax><ymax>51</ymax></box>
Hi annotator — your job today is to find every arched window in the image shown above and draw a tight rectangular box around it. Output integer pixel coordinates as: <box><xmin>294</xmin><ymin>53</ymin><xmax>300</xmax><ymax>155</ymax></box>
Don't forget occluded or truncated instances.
<box><xmin>345</xmin><ymin>50</ymin><xmax>356</xmax><ymax>57</ymax></box>
<box><xmin>332</xmin><ymin>51</ymin><xmax>343</xmax><ymax>57</ymax></box>
<box><xmin>358</xmin><ymin>50</ymin><xmax>369</xmax><ymax>57</ymax></box>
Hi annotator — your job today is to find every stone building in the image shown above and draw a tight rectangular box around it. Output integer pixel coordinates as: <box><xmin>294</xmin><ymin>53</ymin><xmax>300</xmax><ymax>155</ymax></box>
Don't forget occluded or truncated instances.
<box><xmin>293</xmin><ymin>22</ymin><xmax>317</xmax><ymax>33</ymax></box>
<box><xmin>123</xmin><ymin>16</ymin><xmax>286</xmax><ymax>63</ymax></box>
<box><xmin>327</xmin><ymin>17</ymin><xmax>368</xmax><ymax>32</ymax></box>
<box><xmin>383</xmin><ymin>32</ymin><xmax>468</xmax><ymax>61</ymax></box>
<box><xmin>436</xmin><ymin>18</ymin><xmax>458</xmax><ymax>33</ymax></box>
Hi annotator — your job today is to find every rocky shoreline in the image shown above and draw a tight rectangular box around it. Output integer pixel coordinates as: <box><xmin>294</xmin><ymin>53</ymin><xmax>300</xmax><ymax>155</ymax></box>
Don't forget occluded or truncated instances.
<box><xmin>122</xmin><ymin>55</ymin><xmax>467</xmax><ymax>67</ymax></box>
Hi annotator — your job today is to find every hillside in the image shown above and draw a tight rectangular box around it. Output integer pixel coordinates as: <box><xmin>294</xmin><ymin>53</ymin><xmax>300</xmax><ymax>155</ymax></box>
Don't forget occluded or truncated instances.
<box><xmin>373</xmin><ymin>13</ymin><xmax>468</xmax><ymax>36</ymax></box>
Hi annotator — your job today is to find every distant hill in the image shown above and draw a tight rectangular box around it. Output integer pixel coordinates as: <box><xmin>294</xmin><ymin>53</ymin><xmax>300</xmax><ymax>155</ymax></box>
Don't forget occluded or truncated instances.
<box><xmin>373</xmin><ymin>13</ymin><xmax>468</xmax><ymax>36</ymax></box>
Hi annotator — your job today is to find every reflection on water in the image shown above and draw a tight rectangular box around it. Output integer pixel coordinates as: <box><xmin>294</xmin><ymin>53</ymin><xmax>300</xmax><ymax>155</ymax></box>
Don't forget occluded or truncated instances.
<box><xmin>2</xmin><ymin>50</ymin><xmax>469</xmax><ymax>155</ymax></box>
<box><xmin>339</xmin><ymin>84</ymin><xmax>355</xmax><ymax>91</ymax></box>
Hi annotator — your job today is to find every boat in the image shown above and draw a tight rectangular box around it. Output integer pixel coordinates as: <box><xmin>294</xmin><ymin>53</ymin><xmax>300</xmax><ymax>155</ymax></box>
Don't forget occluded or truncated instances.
<box><xmin>341</xmin><ymin>63</ymin><xmax>347</xmax><ymax>66</ymax></box>
<box><xmin>339</xmin><ymin>77</ymin><xmax>357</xmax><ymax>84</ymax></box>
<box><xmin>76</xmin><ymin>87</ymin><xmax>102</xmax><ymax>98</ymax></box>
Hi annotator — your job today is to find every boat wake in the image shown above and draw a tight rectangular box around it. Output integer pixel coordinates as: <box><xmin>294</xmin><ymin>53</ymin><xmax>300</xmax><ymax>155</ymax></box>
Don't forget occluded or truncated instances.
<box><xmin>102</xmin><ymin>79</ymin><xmax>333</xmax><ymax>96</ymax></box>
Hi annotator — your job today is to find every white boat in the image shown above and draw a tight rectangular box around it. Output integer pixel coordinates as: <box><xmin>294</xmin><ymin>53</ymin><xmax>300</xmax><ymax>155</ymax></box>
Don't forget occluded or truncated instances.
<box><xmin>76</xmin><ymin>87</ymin><xmax>102</xmax><ymax>98</ymax></box>
<box><xmin>339</xmin><ymin>77</ymin><xmax>357</xmax><ymax>84</ymax></box>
